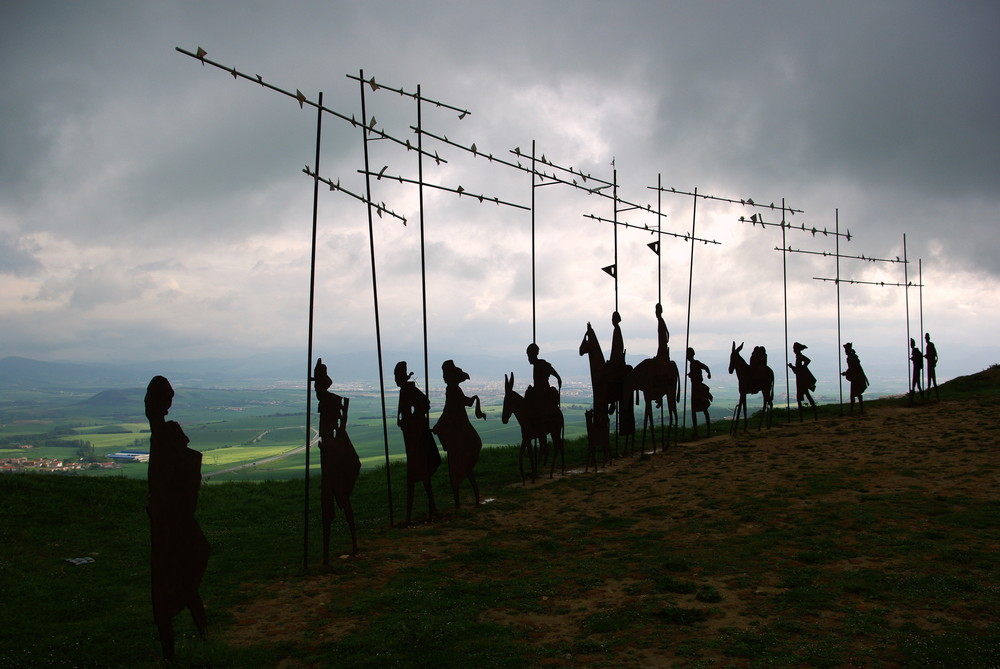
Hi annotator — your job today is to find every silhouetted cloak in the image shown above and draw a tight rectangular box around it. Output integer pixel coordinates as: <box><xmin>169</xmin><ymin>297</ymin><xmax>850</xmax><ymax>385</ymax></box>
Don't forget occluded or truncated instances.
<box><xmin>317</xmin><ymin>388</ymin><xmax>361</xmax><ymax>511</ymax></box>
<box><xmin>433</xmin><ymin>384</ymin><xmax>482</xmax><ymax>483</ymax></box>
<box><xmin>147</xmin><ymin>421</ymin><xmax>209</xmax><ymax>625</ymax></box>
<box><xmin>792</xmin><ymin>353</ymin><xmax>817</xmax><ymax>394</ymax></box>
<box><xmin>397</xmin><ymin>381</ymin><xmax>441</xmax><ymax>484</ymax></box>
<box><xmin>844</xmin><ymin>350</ymin><xmax>869</xmax><ymax>397</ymax></box>
<box><xmin>688</xmin><ymin>359</ymin><xmax>713</xmax><ymax>412</ymax></box>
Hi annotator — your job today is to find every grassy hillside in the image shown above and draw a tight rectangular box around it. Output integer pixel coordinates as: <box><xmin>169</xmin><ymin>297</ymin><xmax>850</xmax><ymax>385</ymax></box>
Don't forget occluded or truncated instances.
<box><xmin>1</xmin><ymin>366</ymin><xmax>997</xmax><ymax>667</ymax></box>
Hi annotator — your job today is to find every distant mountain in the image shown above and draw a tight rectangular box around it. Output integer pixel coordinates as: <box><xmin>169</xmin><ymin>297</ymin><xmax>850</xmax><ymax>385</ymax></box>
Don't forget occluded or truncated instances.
<box><xmin>0</xmin><ymin>356</ymin><xmax>145</xmax><ymax>390</ymax></box>
<box><xmin>2</xmin><ymin>342</ymin><xmax>996</xmax><ymax>394</ymax></box>
<box><xmin>77</xmin><ymin>388</ymin><xmax>139</xmax><ymax>408</ymax></box>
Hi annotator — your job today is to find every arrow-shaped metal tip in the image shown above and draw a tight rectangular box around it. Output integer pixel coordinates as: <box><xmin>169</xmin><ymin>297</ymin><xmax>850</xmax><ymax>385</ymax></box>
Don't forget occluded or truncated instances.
<box><xmin>368</xmin><ymin>77</ymin><xmax>378</xmax><ymax>92</ymax></box>
<box><xmin>295</xmin><ymin>90</ymin><xmax>306</xmax><ymax>109</ymax></box>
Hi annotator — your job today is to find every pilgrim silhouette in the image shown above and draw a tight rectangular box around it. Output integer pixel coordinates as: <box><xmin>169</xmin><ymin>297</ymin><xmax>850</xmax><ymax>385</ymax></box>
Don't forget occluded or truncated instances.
<box><xmin>686</xmin><ymin>347</ymin><xmax>713</xmax><ymax>439</ymax></box>
<box><xmin>608</xmin><ymin>312</ymin><xmax>637</xmax><ymax>454</ymax></box>
<box><xmin>579</xmin><ymin>322</ymin><xmax>613</xmax><ymax>468</ymax></box>
<box><xmin>145</xmin><ymin>376</ymin><xmax>209</xmax><ymax>660</ymax></box>
<box><xmin>788</xmin><ymin>342</ymin><xmax>818</xmax><ymax>421</ymax></box>
<box><xmin>909</xmin><ymin>338</ymin><xmax>925</xmax><ymax>402</ymax></box>
<box><xmin>842</xmin><ymin>343</ymin><xmax>869</xmax><ymax>413</ymax></box>
<box><xmin>509</xmin><ymin>343</ymin><xmax>565</xmax><ymax>479</ymax></box>
<box><xmin>728</xmin><ymin>342</ymin><xmax>775</xmax><ymax>433</ymax></box>
<box><xmin>314</xmin><ymin>358</ymin><xmax>361</xmax><ymax>561</ymax></box>
<box><xmin>607</xmin><ymin>311</ymin><xmax>628</xmax><ymax>416</ymax></box>
<box><xmin>432</xmin><ymin>360</ymin><xmax>485</xmax><ymax>508</ymax></box>
<box><xmin>924</xmin><ymin>333</ymin><xmax>939</xmax><ymax>400</ymax></box>
<box><xmin>626</xmin><ymin>304</ymin><xmax>680</xmax><ymax>453</ymax></box>
<box><xmin>502</xmin><ymin>363</ymin><xmax>565</xmax><ymax>483</ymax></box>
<box><xmin>525</xmin><ymin>343</ymin><xmax>563</xmax><ymax>445</ymax></box>
<box><xmin>394</xmin><ymin>361</ymin><xmax>440</xmax><ymax>524</ymax></box>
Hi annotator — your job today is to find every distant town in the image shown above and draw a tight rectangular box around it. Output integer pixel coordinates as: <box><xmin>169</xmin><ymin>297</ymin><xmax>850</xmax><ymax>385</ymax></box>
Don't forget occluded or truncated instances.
<box><xmin>1</xmin><ymin>448</ymin><xmax>149</xmax><ymax>474</ymax></box>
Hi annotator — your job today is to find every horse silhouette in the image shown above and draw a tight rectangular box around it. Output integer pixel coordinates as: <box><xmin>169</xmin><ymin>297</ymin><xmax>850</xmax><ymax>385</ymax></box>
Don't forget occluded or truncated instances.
<box><xmin>579</xmin><ymin>322</ymin><xmax>613</xmax><ymax>469</ymax></box>
<box><xmin>728</xmin><ymin>342</ymin><xmax>774</xmax><ymax>433</ymax></box>
<box><xmin>624</xmin><ymin>357</ymin><xmax>680</xmax><ymax>454</ymax></box>
<box><xmin>502</xmin><ymin>372</ymin><xmax>565</xmax><ymax>483</ymax></box>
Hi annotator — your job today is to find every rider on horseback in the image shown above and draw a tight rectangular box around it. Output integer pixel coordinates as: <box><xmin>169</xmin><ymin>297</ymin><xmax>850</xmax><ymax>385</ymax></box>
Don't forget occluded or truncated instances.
<box><xmin>525</xmin><ymin>342</ymin><xmax>562</xmax><ymax>428</ymax></box>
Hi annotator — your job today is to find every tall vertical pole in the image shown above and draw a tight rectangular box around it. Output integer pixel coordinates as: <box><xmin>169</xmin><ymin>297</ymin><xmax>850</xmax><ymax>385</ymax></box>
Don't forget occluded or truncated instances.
<box><xmin>903</xmin><ymin>233</ymin><xmax>911</xmax><ymax>399</ymax></box>
<box><xmin>417</xmin><ymin>86</ymin><xmax>429</xmax><ymax>395</ymax></box>
<box><xmin>531</xmin><ymin>140</ymin><xmax>537</xmax><ymax>345</ymax></box>
<box><xmin>682</xmin><ymin>189</ymin><xmax>698</xmax><ymax>433</ymax></box>
<box><xmin>359</xmin><ymin>70</ymin><xmax>394</xmax><ymax>526</ymax></box>
<box><xmin>656</xmin><ymin>174</ymin><xmax>665</xmax><ymax>444</ymax></box>
<box><xmin>835</xmin><ymin>209</ymin><xmax>843</xmax><ymax>415</ymax></box>
<box><xmin>303</xmin><ymin>91</ymin><xmax>323</xmax><ymax>571</ymax></box>
<box><xmin>613</xmin><ymin>169</ymin><xmax>619</xmax><ymax>313</ymax></box>
<box><xmin>656</xmin><ymin>174</ymin><xmax>663</xmax><ymax>305</ymax></box>
<box><xmin>781</xmin><ymin>198</ymin><xmax>791</xmax><ymax>422</ymax></box>
<box><xmin>919</xmin><ymin>259</ymin><xmax>925</xmax><ymax>390</ymax></box>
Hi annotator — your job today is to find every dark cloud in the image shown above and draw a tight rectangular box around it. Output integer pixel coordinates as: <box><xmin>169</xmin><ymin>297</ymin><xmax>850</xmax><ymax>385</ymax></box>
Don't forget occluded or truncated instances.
<box><xmin>0</xmin><ymin>0</ymin><xmax>996</xmax><ymax>371</ymax></box>
<box><xmin>0</xmin><ymin>236</ymin><xmax>42</xmax><ymax>276</ymax></box>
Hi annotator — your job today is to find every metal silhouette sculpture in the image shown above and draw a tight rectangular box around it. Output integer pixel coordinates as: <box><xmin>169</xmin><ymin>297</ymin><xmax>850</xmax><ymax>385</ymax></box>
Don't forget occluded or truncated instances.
<box><xmin>728</xmin><ymin>342</ymin><xmax>775</xmax><ymax>433</ymax></box>
<box><xmin>579</xmin><ymin>322</ymin><xmax>613</xmax><ymax>468</ymax></box>
<box><xmin>686</xmin><ymin>347</ymin><xmax>713</xmax><ymax>439</ymax></box>
<box><xmin>145</xmin><ymin>376</ymin><xmax>209</xmax><ymax>660</ymax></box>
<box><xmin>432</xmin><ymin>360</ymin><xmax>485</xmax><ymax>508</ymax></box>
<box><xmin>842</xmin><ymin>342</ymin><xmax>869</xmax><ymax>413</ymax></box>
<box><xmin>313</xmin><ymin>358</ymin><xmax>361</xmax><ymax>561</ymax></box>
<box><xmin>394</xmin><ymin>361</ymin><xmax>440</xmax><ymax>524</ymax></box>
<box><xmin>607</xmin><ymin>312</ymin><xmax>636</xmax><ymax>454</ymax></box>
<box><xmin>626</xmin><ymin>303</ymin><xmax>681</xmax><ymax>454</ymax></box>
<box><xmin>909</xmin><ymin>338</ymin><xmax>925</xmax><ymax>402</ymax></box>
<box><xmin>502</xmin><ymin>363</ymin><xmax>565</xmax><ymax>483</ymax></box>
<box><xmin>924</xmin><ymin>333</ymin><xmax>939</xmax><ymax>400</ymax></box>
<box><xmin>788</xmin><ymin>342</ymin><xmax>818</xmax><ymax>421</ymax></box>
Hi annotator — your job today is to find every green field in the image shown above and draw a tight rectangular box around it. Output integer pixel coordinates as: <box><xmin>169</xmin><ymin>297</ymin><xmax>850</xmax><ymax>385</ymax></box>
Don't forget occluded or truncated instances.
<box><xmin>0</xmin><ymin>387</ymin><xmax>594</xmax><ymax>481</ymax></box>
<box><xmin>2</xmin><ymin>368</ymin><xmax>998</xmax><ymax>667</ymax></box>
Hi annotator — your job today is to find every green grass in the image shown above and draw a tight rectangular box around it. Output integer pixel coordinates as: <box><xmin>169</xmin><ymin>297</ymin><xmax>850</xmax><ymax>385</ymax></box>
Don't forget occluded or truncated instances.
<box><xmin>3</xmin><ymin>368</ymin><xmax>1000</xmax><ymax>667</ymax></box>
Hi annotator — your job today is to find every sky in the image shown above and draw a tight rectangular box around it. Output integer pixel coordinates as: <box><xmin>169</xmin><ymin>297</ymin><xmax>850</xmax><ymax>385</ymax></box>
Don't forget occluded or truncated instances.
<box><xmin>2</xmin><ymin>0</ymin><xmax>998</xmax><ymax>393</ymax></box>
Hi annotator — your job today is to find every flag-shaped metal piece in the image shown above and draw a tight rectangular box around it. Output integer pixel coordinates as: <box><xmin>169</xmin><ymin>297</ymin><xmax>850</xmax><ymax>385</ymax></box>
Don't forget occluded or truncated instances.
<box><xmin>602</xmin><ymin>264</ymin><xmax>617</xmax><ymax>279</ymax></box>
<box><xmin>647</xmin><ymin>241</ymin><xmax>660</xmax><ymax>256</ymax></box>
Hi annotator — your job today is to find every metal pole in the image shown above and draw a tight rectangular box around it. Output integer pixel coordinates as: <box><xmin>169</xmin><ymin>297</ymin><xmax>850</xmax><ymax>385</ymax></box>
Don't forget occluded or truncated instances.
<box><xmin>613</xmin><ymin>168</ymin><xmax>619</xmax><ymax>313</ymax></box>
<box><xmin>417</xmin><ymin>86</ymin><xmax>429</xmax><ymax>395</ymax></box>
<box><xmin>836</xmin><ymin>209</ymin><xmax>843</xmax><ymax>415</ymax></box>
<box><xmin>657</xmin><ymin>174</ymin><xmax>665</xmax><ymax>444</ymax></box>
<box><xmin>657</xmin><ymin>174</ymin><xmax>662</xmax><ymax>305</ymax></box>
<box><xmin>359</xmin><ymin>70</ymin><xmax>394</xmax><ymax>525</ymax></box>
<box><xmin>781</xmin><ymin>198</ymin><xmax>791</xmax><ymax>422</ymax></box>
<box><xmin>904</xmin><ymin>233</ymin><xmax>911</xmax><ymax>399</ymax></box>
<box><xmin>531</xmin><ymin>140</ymin><xmax>537</xmax><ymax>344</ymax></box>
<box><xmin>303</xmin><ymin>91</ymin><xmax>323</xmax><ymax>571</ymax></box>
<box><xmin>919</xmin><ymin>259</ymin><xmax>925</xmax><ymax>391</ymax></box>
<box><xmin>682</xmin><ymin>189</ymin><xmax>698</xmax><ymax>433</ymax></box>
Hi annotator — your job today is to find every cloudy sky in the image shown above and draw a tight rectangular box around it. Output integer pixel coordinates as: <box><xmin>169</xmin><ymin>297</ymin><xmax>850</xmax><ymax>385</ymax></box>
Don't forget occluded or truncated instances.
<box><xmin>2</xmin><ymin>0</ymin><xmax>998</xmax><ymax>390</ymax></box>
